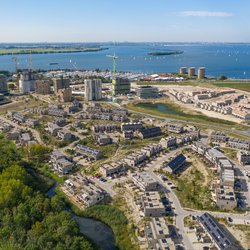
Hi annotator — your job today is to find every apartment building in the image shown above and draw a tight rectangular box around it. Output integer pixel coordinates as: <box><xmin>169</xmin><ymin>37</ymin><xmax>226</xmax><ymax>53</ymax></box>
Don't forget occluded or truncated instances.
<box><xmin>50</xmin><ymin>151</ymin><xmax>74</xmax><ymax>175</ymax></box>
<box><xmin>198</xmin><ymin>213</ymin><xmax>231</xmax><ymax>250</ymax></box>
<box><xmin>96</xmin><ymin>134</ymin><xmax>112</xmax><ymax>145</ymax></box>
<box><xmin>131</xmin><ymin>172</ymin><xmax>159</xmax><ymax>191</ymax></box>
<box><xmin>191</xmin><ymin>141</ymin><xmax>210</xmax><ymax>156</ymax></box>
<box><xmin>26</xmin><ymin>118</ymin><xmax>39</xmax><ymax>128</ymax></box>
<box><xmin>47</xmin><ymin>122</ymin><xmax>61</xmax><ymax>136</ymax></box>
<box><xmin>35</xmin><ymin>80</ymin><xmax>51</xmax><ymax>95</ymax></box>
<box><xmin>205</xmin><ymin>148</ymin><xmax>227</xmax><ymax>165</ymax></box>
<box><xmin>237</xmin><ymin>150</ymin><xmax>250</xmax><ymax>166</ymax></box>
<box><xmin>57</xmin><ymin>88</ymin><xmax>72</xmax><ymax>102</ymax></box>
<box><xmin>121</xmin><ymin>122</ymin><xmax>143</xmax><ymax>132</ymax></box>
<box><xmin>99</xmin><ymin>162</ymin><xmax>127</xmax><ymax>178</ymax></box>
<box><xmin>8</xmin><ymin>111</ymin><xmax>25</xmax><ymax>123</ymax></box>
<box><xmin>142</xmin><ymin>192</ymin><xmax>166</xmax><ymax>217</ymax></box>
<box><xmin>176</xmin><ymin>130</ymin><xmax>200</xmax><ymax>145</ymax></box>
<box><xmin>160</xmin><ymin>136</ymin><xmax>177</xmax><ymax>149</ymax></box>
<box><xmin>165</xmin><ymin>154</ymin><xmax>186</xmax><ymax>174</ymax></box>
<box><xmin>216</xmin><ymin>186</ymin><xmax>237</xmax><ymax>210</ymax></box>
<box><xmin>84</xmin><ymin>79</ymin><xmax>102</xmax><ymax>101</ymax></box>
<box><xmin>47</xmin><ymin>108</ymin><xmax>67</xmax><ymax>117</ymax></box>
<box><xmin>138</xmin><ymin>127</ymin><xmax>162</xmax><ymax>139</ymax></box>
<box><xmin>140</xmin><ymin>143</ymin><xmax>162</xmax><ymax>157</ymax></box>
<box><xmin>167</xmin><ymin>123</ymin><xmax>184</xmax><ymax>134</ymax></box>
<box><xmin>228</xmin><ymin>137</ymin><xmax>250</xmax><ymax>150</ymax></box>
<box><xmin>92</xmin><ymin>124</ymin><xmax>119</xmax><ymax>133</ymax></box>
<box><xmin>145</xmin><ymin>218</ymin><xmax>171</xmax><ymax>250</ymax></box>
<box><xmin>124</xmin><ymin>151</ymin><xmax>147</xmax><ymax>167</ymax></box>
<box><xmin>75</xmin><ymin>144</ymin><xmax>103</xmax><ymax>161</ymax></box>
<box><xmin>57</xmin><ymin>129</ymin><xmax>73</xmax><ymax>141</ymax></box>
<box><xmin>122</xmin><ymin>130</ymin><xmax>134</xmax><ymax>139</ymax></box>
<box><xmin>53</xmin><ymin>77</ymin><xmax>70</xmax><ymax>93</ymax></box>
<box><xmin>0</xmin><ymin>74</ymin><xmax>8</xmax><ymax>94</ymax></box>
<box><xmin>64</xmin><ymin>175</ymin><xmax>105</xmax><ymax>207</ymax></box>
<box><xmin>211</xmin><ymin>131</ymin><xmax>228</xmax><ymax>143</ymax></box>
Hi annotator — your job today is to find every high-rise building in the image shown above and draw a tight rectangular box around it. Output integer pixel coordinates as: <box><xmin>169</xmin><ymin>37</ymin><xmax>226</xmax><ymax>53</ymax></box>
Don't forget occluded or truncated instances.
<box><xmin>35</xmin><ymin>80</ymin><xmax>51</xmax><ymax>95</ymax></box>
<box><xmin>179</xmin><ymin>67</ymin><xmax>187</xmax><ymax>75</ymax></box>
<box><xmin>113</xmin><ymin>77</ymin><xmax>131</xmax><ymax>95</ymax></box>
<box><xmin>57</xmin><ymin>88</ymin><xmax>72</xmax><ymax>102</ymax></box>
<box><xmin>0</xmin><ymin>74</ymin><xmax>8</xmax><ymax>94</ymax></box>
<box><xmin>53</xmin><ymin>77</ymin><xmax>70</xmax><ymax>93</ymax></box>
<box><xmin>19</xmin><ymin>70</ymin><xmax>36</xmax><ymax>93</ymax></box>
<box><xmin>198</xmin><ymin>67</ymin><xmax>206</xmax><ymax>80</ymax></box>
<box><xmin>188</xmin><ymin>67</ymin><xmax>195</xmax><ymax>78</ymax></box>
<box><xmin>84</xmin><ymin>79</ymin><xmax>102</xmax><ymax>101</ymax></box>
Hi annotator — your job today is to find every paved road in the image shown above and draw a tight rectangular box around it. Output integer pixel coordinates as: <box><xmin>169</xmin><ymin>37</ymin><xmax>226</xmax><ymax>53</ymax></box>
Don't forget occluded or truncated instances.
<box><xmin>148</xmin><ymin>169</ymin><xmax>194</xmax><ymax>250</ymax></box>
<box><xmin>90</xmin><ymin>176</ymin><xmax>117</xmax><ymax>197</ymax></box>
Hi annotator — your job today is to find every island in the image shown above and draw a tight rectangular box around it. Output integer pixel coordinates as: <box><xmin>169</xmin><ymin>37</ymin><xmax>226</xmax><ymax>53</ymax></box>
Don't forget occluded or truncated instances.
<box><xmin>148</xmin><ymin>50</ymin><xmax>184</xmax><ymax>56</ymax></box>
<box><xmin>0</xmin><ymin>46</ymin><xmax>109</xmax><ymax>56</ymax></box>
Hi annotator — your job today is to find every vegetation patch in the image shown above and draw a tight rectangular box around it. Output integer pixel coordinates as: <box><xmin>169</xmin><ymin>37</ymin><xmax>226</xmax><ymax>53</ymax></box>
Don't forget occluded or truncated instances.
<box><xmin>125</xmin><ymin>101</ymin><xmax>236</xmax><ymax>126</ymax></box>
<box><xmin>83</xmin><ymin>205</ymin><xmax>138</xmax><ymax>250</ymax></box>
<box><xmin>0</xmin><ymin>135</ymin><xmax>95</xmax><ymax>250</ymax></box>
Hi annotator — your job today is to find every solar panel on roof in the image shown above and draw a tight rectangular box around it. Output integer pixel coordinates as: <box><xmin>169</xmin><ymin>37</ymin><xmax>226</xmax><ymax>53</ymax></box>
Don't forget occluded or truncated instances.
<box><xmin>167</xmin><ymin>154</ymin><xmax>186</xmax><ymax>172</ymax></box>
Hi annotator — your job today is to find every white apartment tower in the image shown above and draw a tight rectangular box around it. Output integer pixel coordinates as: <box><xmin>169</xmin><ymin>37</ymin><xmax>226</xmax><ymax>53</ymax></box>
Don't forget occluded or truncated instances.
<box><xmin>84</xmin><ymin>79</ymin><xmax>102</xmax><ymax>101</ymax></box>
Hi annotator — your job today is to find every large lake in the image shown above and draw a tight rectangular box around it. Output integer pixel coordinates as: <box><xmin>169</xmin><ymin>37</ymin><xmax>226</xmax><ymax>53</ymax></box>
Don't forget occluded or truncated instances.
<box><xmin>1</xmin><ymin>43</ymin><xmax>250</xmax><ymax>79</ymax></box>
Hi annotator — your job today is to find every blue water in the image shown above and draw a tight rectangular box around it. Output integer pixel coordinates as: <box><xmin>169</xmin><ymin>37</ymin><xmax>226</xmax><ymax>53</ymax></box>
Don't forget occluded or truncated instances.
<box><xmin>1</xmin><ymin>43</ymin><xmax>250</xmax><ymax>79</ymax></box>
<box><xmin>157</xmin><ymin>104</ymin><xmax>178</xmax><ymax>115</ymax></box>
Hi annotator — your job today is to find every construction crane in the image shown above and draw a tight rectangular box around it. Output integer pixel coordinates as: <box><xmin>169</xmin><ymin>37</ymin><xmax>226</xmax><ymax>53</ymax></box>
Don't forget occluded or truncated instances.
<box><xmin>12</xmin><ymin>55</ymin><xmax>19</xmax><ymax>89</ymax></box>
<box><xmin>106</xmin><ymin>53</ymin><xmax>118</xmax><ymax>101</ymax></box>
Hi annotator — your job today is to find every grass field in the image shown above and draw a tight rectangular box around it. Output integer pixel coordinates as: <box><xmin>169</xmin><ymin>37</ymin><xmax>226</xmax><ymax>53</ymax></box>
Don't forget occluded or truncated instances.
<box><xmin>137</xmin><ymin>80</ymin><xmax>250</xmax><ymax>92</ymax></box>
<box><xmin>0</xmin><ymin>97</ymin><xmax>44</xmax><ymax>114</ymax></box>
<box><xmin>212</xmin><ymin>81</ymin><xmax>250</xmax><ymax>92</ymax></box>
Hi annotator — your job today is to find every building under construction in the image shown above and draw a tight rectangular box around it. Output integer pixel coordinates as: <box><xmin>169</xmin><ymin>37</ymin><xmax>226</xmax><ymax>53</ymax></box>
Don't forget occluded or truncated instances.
<box><xmin>107</xmin><ymin>54</ymin><xmax>131</xmax><ymax>97</ymax></box>
<box><xmin>113</xmin><ymin>77</ymin><xmax>131</xmax><ymax>95</ymax></box>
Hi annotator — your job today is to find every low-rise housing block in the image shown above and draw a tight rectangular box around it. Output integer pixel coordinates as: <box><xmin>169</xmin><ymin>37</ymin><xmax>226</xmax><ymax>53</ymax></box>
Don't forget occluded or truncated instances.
<box><xmin>75</xmin><ymin>144</ymin><xmax>103</xmax><ymax>161</ymax></box>
<box><xmin>132</xmin><ymin>172</ymin><xmax>159</xmax><ymax>191</ymax></box>
<box><xmin>142</xmin><ymin>192</ymin><xmax>166</xmax><ymax>217</ymax></box>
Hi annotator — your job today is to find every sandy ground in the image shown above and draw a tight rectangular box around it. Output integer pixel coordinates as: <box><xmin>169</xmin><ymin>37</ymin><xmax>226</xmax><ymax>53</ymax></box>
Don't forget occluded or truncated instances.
<box><xmin>142</xmin><ymin>84</ymin><xmax>247</xmax><ymax>124</ymax></box>
<box><xmin>167</xmin><ymin>92</ymin><xmax>243</xmax><ymax>124</ymax></box>
<box><xmin>181</xmin><ymin>152</ymin><xmax>212</xmax><ymax>186</ymax></box>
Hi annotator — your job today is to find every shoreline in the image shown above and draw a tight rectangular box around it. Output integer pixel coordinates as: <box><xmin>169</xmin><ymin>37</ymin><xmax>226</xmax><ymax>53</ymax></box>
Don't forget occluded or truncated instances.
<box><xmin>0</xmin><ymin>47</ymin><xmax>109</xmax><ymax>56</ymax></box>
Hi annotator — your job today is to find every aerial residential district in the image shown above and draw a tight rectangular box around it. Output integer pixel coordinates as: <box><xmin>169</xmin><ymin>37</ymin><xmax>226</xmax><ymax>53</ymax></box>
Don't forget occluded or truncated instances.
<box><xmin>1</xmin><ymin>63</ymin><xmax>250</xmax><ymax>250</ymax></box>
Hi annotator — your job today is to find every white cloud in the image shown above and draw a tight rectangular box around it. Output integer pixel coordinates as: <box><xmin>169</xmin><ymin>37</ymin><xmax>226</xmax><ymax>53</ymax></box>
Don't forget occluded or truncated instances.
<box><xmin>178</xmin><ymin>11</ymin><xmax>234</xmax><ymax>17</ymax></box>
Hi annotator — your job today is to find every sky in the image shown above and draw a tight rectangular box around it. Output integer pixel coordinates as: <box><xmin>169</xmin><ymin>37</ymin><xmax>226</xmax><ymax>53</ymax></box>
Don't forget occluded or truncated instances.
<box><xmin>0</xmin><ymin>0</ymin><xmax>249</xmax><ymax>43</ymax></box>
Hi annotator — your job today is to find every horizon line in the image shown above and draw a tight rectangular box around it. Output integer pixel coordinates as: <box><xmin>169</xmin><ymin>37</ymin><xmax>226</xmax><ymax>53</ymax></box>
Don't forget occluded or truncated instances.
<box><xmin>0</xmin><ymin>41</ymin><xmax>250</xmax><ymax>44</ymax></box>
